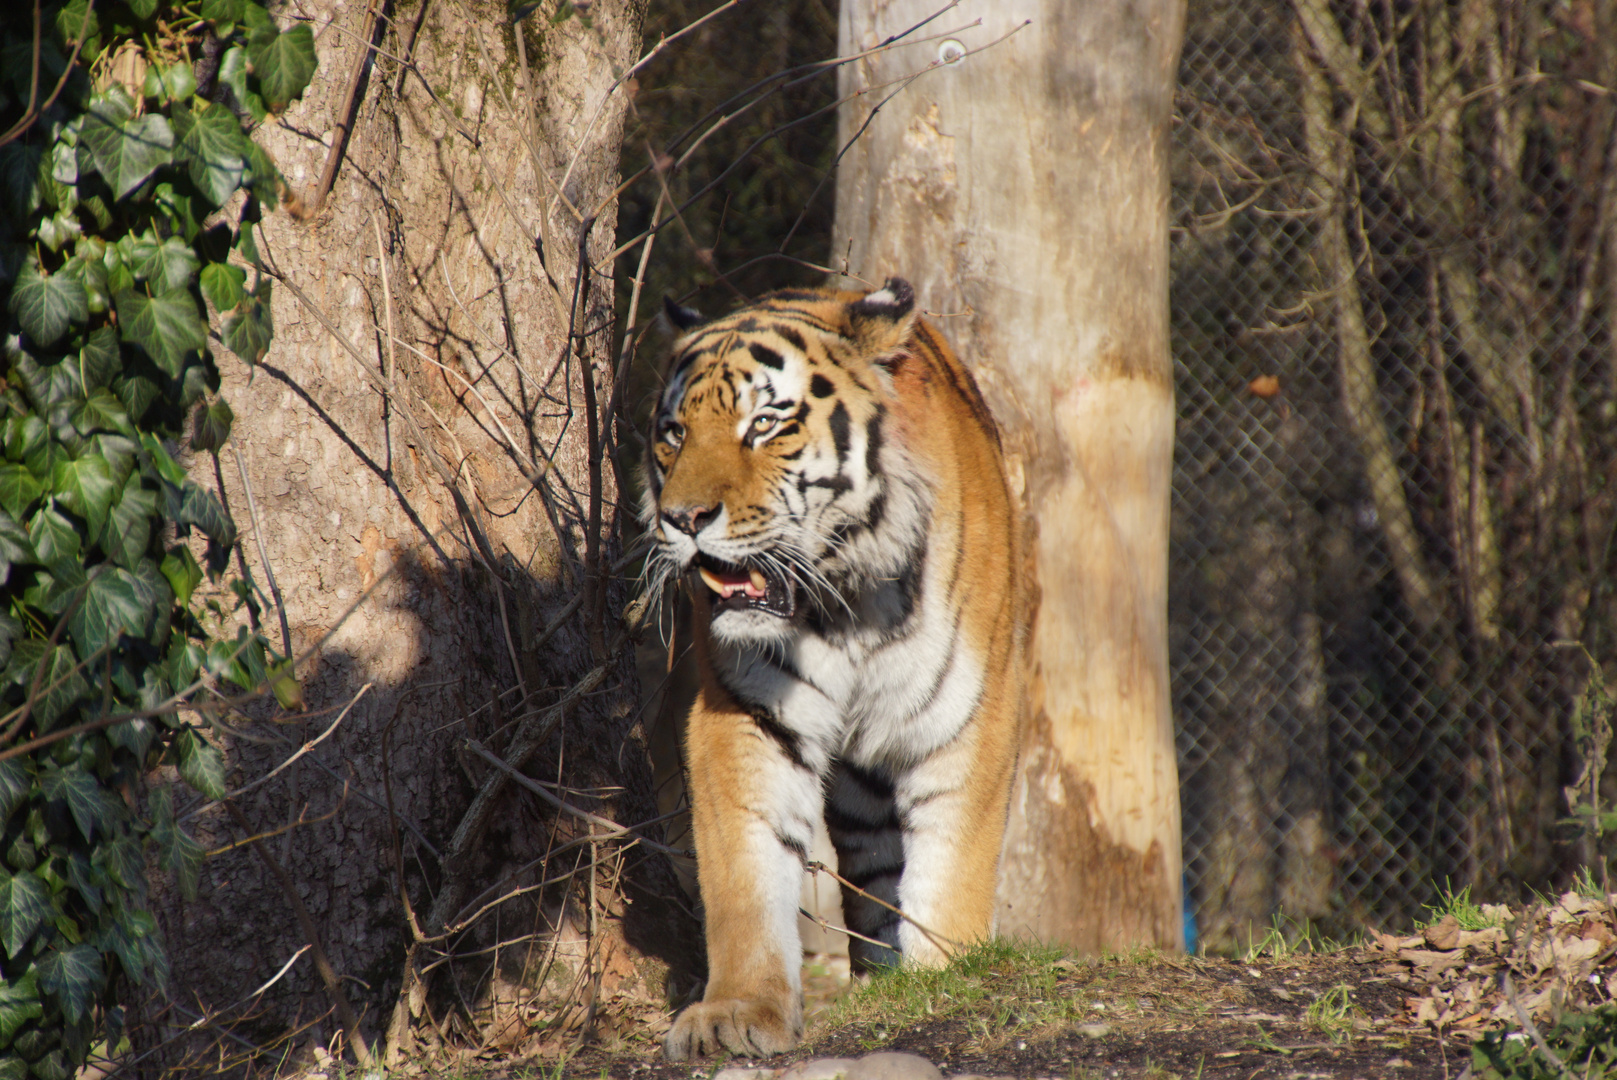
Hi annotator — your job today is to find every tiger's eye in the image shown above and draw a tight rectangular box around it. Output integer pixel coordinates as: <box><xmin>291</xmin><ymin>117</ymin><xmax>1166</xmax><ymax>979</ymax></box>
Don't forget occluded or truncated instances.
<box><xmin>661</xmin><ymin>419</ymin><xmax>684</xmax><ymax>445</ymax></box>
<box><xmin>751</xmin><ymin>415</ymin><xmax>774</xmax><ymax>434</ymax></box>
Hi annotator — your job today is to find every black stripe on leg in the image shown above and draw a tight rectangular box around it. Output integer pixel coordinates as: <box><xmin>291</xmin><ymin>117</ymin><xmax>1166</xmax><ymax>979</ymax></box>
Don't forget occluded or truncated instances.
<box><xmin>774</xmin><ymin>829</ymin><xmax>809</xmax><ymax>864</ymax></box>
<box><xmin>748</xmin><ymin>709</ymin><xmax>810</xmax><ymax>772</ymax></box>
<box><xmin>841</xmin><ymin>761</ymin><xmax>895</xmax><ymax>800</ymax></box>
<box><xmin>824</xmin><ymin>802</ymin><xmax>900</xmax><ymax>834</ymax></box>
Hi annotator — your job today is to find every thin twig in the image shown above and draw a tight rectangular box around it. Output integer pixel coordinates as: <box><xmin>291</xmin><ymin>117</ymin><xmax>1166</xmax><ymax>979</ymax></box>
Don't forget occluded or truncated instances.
<box><xmin>806</xmin><ymin>859</ymin><xmax>957</xmax><ymax>958</ymax></box>
<box><xmin>464</xmin><ymin>738</ymin><xmax>689</xmax><ymax>857</ymax></box>
<box><xmin>225</xmin><ymin>802</ymin><xmax>374</xmax><ymax>1066</ymax></box>
<box><xmin>232</xmin><ymin>445</ymin><xmax>294</xmax><ymax>660</ymax></box>
<box><xmin>307</xmin><ymin>0</ymin><xmax>384</xmax><ymax>215</ymax></box>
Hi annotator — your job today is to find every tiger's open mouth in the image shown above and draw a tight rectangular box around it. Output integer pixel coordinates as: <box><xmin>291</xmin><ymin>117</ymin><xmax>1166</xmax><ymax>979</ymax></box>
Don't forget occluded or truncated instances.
<box><xmin>694</xmin><ymin>554</ymin><xmax>795</xmax><ymax>619</ymax></box>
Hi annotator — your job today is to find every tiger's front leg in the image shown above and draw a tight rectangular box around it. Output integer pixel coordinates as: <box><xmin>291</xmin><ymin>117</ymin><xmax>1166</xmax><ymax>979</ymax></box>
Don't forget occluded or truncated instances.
<box><xmin>663</xmin><ymin>684</ymin><xmax>818</xmax><ymax>1060</ymax></box>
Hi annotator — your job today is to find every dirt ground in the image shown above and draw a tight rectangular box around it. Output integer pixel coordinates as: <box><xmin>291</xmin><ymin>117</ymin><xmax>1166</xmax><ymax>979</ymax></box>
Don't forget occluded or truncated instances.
<box><xmin>464</xmin><ymin>950</ymin><xmax>1467</xmax><ymax>1079</ymax></box>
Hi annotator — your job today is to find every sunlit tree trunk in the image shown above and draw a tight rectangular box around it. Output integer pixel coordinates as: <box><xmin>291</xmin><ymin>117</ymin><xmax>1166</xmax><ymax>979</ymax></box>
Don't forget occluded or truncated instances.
<box><xmin>833</xmin><ymin>0</ymin><xmax>1185</xmax><ymax>951</ymax></box>
<box><xmin>155</xmin><ymin>0</ymin><xmax>651</xmax><ymax>1057</ymax></box>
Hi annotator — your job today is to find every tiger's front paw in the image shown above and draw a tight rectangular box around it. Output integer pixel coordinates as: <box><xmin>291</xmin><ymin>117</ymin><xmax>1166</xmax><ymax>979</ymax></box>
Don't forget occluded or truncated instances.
<box><xmin>663</xmin><ymin>997</ymin><xmax>802</xmax><ymax>1060</ymax></box>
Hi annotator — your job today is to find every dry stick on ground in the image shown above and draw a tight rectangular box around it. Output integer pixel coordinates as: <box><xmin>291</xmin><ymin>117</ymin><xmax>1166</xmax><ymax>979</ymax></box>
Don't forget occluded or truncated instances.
<box><xmin>223</xmin><ymin>801</ymin><xmax>374</xmax><ymax>1066</ymax></box>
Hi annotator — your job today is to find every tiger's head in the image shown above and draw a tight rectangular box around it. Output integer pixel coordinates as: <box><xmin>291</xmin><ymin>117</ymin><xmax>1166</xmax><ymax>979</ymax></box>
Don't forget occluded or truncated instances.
<box><xmin>642</xmin><ymin>279</ymin><xmax>931</xmax><ymax>644</ymax></box>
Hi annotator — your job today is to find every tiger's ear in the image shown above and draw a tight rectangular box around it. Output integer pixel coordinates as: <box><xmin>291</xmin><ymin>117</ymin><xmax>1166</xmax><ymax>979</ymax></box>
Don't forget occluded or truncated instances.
<box><xmin>663</xmin><ymin>295</ymin><xmax>706</xmax><ymax>332</ymax></box>
<box><xmin>848</xmin><ymin>277</ymin><xmax>918</xmax><ymax>358</ymax></box>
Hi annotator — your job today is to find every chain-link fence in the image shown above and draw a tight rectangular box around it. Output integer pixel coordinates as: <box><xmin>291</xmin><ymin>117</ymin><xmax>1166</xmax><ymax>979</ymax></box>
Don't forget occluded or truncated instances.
<box><xmin>1171</xmin><ymin>0</ymin><xmax>1617</xmax><ymax>950</ymax></box>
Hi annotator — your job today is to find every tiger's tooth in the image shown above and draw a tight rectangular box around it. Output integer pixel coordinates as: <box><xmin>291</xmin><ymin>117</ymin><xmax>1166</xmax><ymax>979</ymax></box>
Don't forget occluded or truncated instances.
<box><xmin>698</xmin><ymin>566</ymin><xmax>725</xmax><ymax>595</ymax></box>
<box><xmin>749</xmin><ymin>569</ymin><xmax>768</xmax><ymax>593</ymax></box>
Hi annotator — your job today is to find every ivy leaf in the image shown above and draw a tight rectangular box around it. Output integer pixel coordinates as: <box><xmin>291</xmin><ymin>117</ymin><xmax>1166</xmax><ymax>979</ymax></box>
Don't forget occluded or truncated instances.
<box><xmin>113</xmin><ymin>374</ymin><xmax>159</xmax><ymax>423</ymax></box>
<box><xmin>241</xmin><ymin>2</ymin><xmax>275</xmax><ymax>30</ymax></box>
<box><xmin>52</xmin><ymin>454</ymin><xmax>115</xmax><ymax>541</ymax></box>
<box><xmin>92</xmin><ymin>434</ymin><xmax>138</xmax><ymax>492</ymax></box>
<box><xmin>199</xmin><ymin>262</ymin><xmax>245</xmax><ymax>313</ymax></box>
<box><xmin>149</xmin><ymin>788</ymin><xmax>201</xmax><ymax>899</ymax></box>
<box><xmin>114</xmin><ymin>288</ymin><xmax>207</xmax><ymax>377</ymax></box>
<box><xmin>37</xmin><ymin>211</ymin><xmax>83</xmax><ymax>252</ymax></box>
<box><xmin>28</xmin><ymin>504</ymin><xmax>82</xmax><ymax>570</ymax></box>
<box><xmin>127</xmin><ymin>0</ymin><xmax>159</xmax><ymax>19</ymax></box>
<box><xmin>174</xmin><ymin>102</ymin><xmax>245</xmax><ymax>207</ymax></box>
<box><xmin>0</xmin><ymin>506</ymin><xmax>34</xmax><ymax>584</ymax></box>
<box><xmin>174</xmin><ymin>728</ymin><xmax>226</xmax><ymax>800</ymax></box>
<box><xmin>106</xmin><ymin>715</ymin><xmax>156</xmax><ymax>761</ymax></box>
<box><xmin>202</xmin><ymin>0</ymin><xmax>244</xmax><ymax>29</ymax></box>
<box><xmin>80</xmin><ymin>98</ymin><xmax>174</xmax><ymax>199</ymax></box>
<box><xmin>0</xmin><ymin>869</ymin><xmax>50</xmax><ymax>958</ymax></box>
<box><xmin>97</xmin><ymin>836</ymin><xmax>142</xmax><ymax>893</ymax></box>
<box><xmin>247</xmin><ymin>23</ymin><xmax>318</xmax><ymax>112</ymax></box>
<box><xmin>69</xmin><ymin>567</ymin><xmax>154</xmax><ymax>659</ymax></box>
<box><xmin>0</xmin><ymin>464</ymin><xmax>45</xmax><ymax>521</ymax></box>
<box><xmin>62</xmin><ymin>250</ymin><xmax>109</xmax><ymax>314</ymax></box>
<box><xmin>0</xmin><ymin>611</ymin><xmax>17</xmax><ymax>670</ymax></box>
<box><xmin>72</xmin><ymin>390</ymin><xmax>136</xmax><ymax>440</ymax></box>
<box><xmin>39</xmin><ymin>764</ymin><xmax>109</xmax><ymax>843</ymax></box>
<box><xmin>160</xmin><ymin>544</ymin><xmax>202</xmax><ymax>607</ymax></box>
<box><xmin>103</xmin><ymin>475</ymin><xmax>156</xmax><ymax>569</ymax></box>
<box><xmin>122</xmin><ymin>233</ymin><xmax>199</xmax><ymax>292</ymax></box>
<box><xmin>35</xmin><ymin>942</ymin><xmax>102</xmax><ymax>1024</ymax></box>
<box><xmin>8</xmin><ymin>259</ymin><xmax>88</xmax><ymax>346</ymax></box>
<box><xmin>0</xmin><ymin>966</ymin><xmax>42</xmax><ymax>1043</ymax></box>
<box><xmin>163</xmin><ymin>481</ymin><xmax>236</xmax><ymax>548</ymax></box>
<box><xmin>10</xmin><ymin>351</ymin><xmax>82</xmax><ymax>417</ymax></box>
<box><xmin>79</xmin><ymin>326</ymin><xmax>122</xmax><ymax>391</ymax></box>
<box><xmin>190</xmin><ymin>400</ymin><xmax>233</xmax><ymax>454</ymax></box>
<box><xmin>0</xmin><ymin>142</ymin><xmax>43</xmax><ymax>224</ymax></box>
<box><xmin>242</xmin><ymin>138</ymin><xmax>278</xmax><ymax>206</ymax></box>
<box><xmin>150</xmin><ymin>62</ymin><xmax>197</xmax><ymax>104</ymax></box>
<box><xmin>222</xmin><ymin>278</ymin><xmax>272</xmax><ymax>364</ymax></box>
<box><xmin>0</xmin><ymin>759</ymin><xmax>28</xmax><ymax>824</ymax></box>
<box><xmin>137</xmin><ymin>433</ymin><xmax>186</xmax><ymax>486</ymax></box>
<box><xmin>215</xmin><ymin>45</ymin><xmax>263</xmax><ymax>122</ymax></box>
<box><xmin>4</xmin><ymin>415</ymin><xmax>46</xmax><ymax>465</ymax></box>
<box><xmin>64</xmin><ymin>856</ymin><xmax>105</xmax><ymax>921</ymax></box>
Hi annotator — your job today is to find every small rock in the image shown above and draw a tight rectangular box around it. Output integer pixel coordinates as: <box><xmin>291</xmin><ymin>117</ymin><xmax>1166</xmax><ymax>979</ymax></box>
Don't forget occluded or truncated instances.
<box><xmin>712</xmin><ymin>1068</ymin><xmax>779</xmax><ymax>1080</ymax></box>
<box><xmin>1075</xmin><ymin>1022</ymin><xmax>1112</xmax><ymax>1038</ymax></box>
<box><xmin>781</xmin><ymin>1059</ymin><xmax>860</xmax><ymax>1080</ymax></box>
<box><xmin>844</xmin><ymin>1051</ymin><xmax>944</xmax><ymax>1080</ymax></box>
<box><xmin>1385</xmin><ymin>1058</ymin><xmax>1413</xmax><ymax>1069</ymax></box>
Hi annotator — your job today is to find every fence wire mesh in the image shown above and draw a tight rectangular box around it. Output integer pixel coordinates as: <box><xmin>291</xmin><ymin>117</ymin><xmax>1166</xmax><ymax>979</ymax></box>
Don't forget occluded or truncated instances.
<box><xmin>1170</xmin><ymin>0</ymin><xmax>1617</xmax><ymax>950</ymax></box>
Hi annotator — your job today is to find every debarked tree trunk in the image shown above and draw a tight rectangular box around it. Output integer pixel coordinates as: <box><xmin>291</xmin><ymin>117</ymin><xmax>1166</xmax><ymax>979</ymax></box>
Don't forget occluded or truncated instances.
<box><xmin>832</xmin><ymin>0</ymin><xmax>1185</xmax><ymax>952</ymax></box>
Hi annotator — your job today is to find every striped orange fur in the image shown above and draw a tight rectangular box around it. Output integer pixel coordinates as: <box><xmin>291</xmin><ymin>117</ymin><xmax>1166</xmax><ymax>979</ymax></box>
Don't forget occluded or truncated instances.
<box><xmin>643</xmin><ymin>279</ymin><xmax>1024</xmax><ymax>1060</ymax></box>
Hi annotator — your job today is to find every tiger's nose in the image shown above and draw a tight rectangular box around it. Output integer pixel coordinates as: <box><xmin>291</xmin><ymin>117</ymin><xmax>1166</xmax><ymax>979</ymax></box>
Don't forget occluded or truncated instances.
<box><xmin>662</xmin><ymin>503</ymin><xmax>721</xmax><ymax>537</ymax></box>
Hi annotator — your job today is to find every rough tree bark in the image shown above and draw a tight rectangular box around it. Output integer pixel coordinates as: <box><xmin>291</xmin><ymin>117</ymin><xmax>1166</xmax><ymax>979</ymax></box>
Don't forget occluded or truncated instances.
<box><xmin>153</xmin><ymin>0</ymin><xmax>660</xmax><ymax>1058</ymax></box>
<box><xmin>833</xmin><ymin>0</ymin><xmax>1185</xmax><ymax>951</ymax></box>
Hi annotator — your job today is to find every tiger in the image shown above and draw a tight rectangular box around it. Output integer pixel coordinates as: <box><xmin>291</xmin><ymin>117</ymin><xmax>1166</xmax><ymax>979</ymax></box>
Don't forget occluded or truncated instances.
<box><xmin>643</xmin><ymin>278</ymin><xmax>1025</xmax><ymax>1060</ymax></box>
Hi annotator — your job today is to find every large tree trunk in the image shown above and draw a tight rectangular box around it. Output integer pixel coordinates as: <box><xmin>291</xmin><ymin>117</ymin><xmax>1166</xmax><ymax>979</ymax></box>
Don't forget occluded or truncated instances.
<box><xmin>153</xmin><ymin>0</ymin><xmax>664</xmax><ymax>1062</ymax></box>
<box><xmin>833</xmin><ymin>0</ymin><xmax>1185</xmax><ymax>951</ymax></box>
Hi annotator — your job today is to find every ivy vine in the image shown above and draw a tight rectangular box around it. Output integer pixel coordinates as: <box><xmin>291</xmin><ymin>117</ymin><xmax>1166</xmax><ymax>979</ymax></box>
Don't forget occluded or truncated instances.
<box><xmin>0</xmin><ymin>0</ymin><xmax>315</xmax><ymax>1075</ymax></box>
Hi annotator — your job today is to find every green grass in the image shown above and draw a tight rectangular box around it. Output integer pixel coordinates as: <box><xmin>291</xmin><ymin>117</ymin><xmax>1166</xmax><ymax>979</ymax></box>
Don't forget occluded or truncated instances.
<box><xmin>1236</xmin><ymin>913</ymin><xmax>1358</xmax><ymax>962</ymax></box>
<box><xmin>1420</xmin><ymin>882</ymin><xmax>1505</xmax><ymax>932</ymax></box>
<box><xmin>809</xmin><ymin>939</ymin><xmax>1091</xmax><ymax>1050</ymax></box>
<box><xmin>1305</xmin><ymin>984</ymin><xmax>1364</xmax><ymax>1043</ymax></box>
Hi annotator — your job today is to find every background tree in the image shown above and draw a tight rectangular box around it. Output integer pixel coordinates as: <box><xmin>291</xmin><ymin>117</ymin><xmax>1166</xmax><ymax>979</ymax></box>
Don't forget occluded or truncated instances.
<box><xmin>132</xmin><ymin>0</ymin><xmax>680</xmax><ymax>1067</ymax></box>
<box><xmin>832</xmin><ymin>0</ymin><xmax>1187</xmax><ymax>951</ymax></box>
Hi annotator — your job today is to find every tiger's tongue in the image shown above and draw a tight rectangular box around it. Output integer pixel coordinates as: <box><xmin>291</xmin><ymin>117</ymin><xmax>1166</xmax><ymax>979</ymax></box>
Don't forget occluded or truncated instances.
<box><xmin>699</xmin><ymin>566</ymin><xmax>769</xmax><ymax>599</ymax></box>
